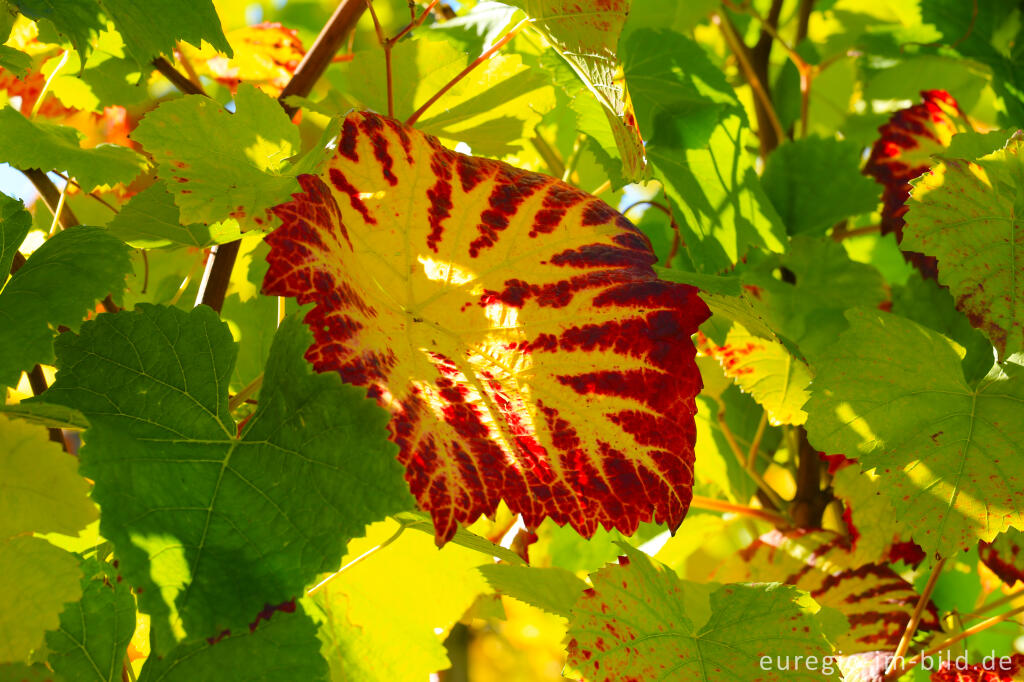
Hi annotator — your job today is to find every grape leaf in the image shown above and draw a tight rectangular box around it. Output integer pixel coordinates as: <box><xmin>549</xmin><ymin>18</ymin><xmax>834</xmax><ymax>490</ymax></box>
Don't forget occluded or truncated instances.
<box><xmin>902</xmin><ymin>135</ymin><xmax>1024</xmax><ymax>359</ymax></box>
<box><xmin>0</xmin><ymin>400</ymin><xmax>89</xmax><ymax>430</ymax></box>
<box><xmin>0</xmin><ymin>416</ymin><xmax>93</xmax><ymax>664</ymax></box>
<box><xmin>805</xmin><ymin>309</ymin><xmax>1024</xmax><ymax>557</ymax></box>
<box><xmin>0</xmin><ymin>536</ymin><xmax>82</xmax><ymax>664</ymax></box>
<box><xmin>188</xmin><ymin>22</ymin><xmax>303</xmax><ymax>96</ymax></box>
<box><xmin>0</xmin><ymin>107</ymin><xmax>148</xmax><ymax>190</ymax></box>
<box><xmin>105</xmin><ymin>183</ymin><xmax>225</xmax><ymax>249</ymax></box>
<box><xmin>699</xmin><ymin>323</ymin><xmax>813</xmax><ymax>426</ymax></box>
<box><xmin>131</xmin><ymin>83</ymin><xmax>300</xmax><ymax>226</ymax></box>
<box><xmin>337</xmin><ymin>36</ymin><xmax>555</xmax><ymax>158</ymax></box>
<box><xmin>832</xmin><ymin>465</ymin><xmax>916</xmax><ymax>567</ymax></box>
<box><xmin>262</xmin><ymin>110</ymin><xmax>711</xmax><ymax>544</ymax></box>
<box><xmin>314</xmin><ymin>518</ymin><xmax>490</xmax><ymax>682</ymax></box>
<box><xmin>863</xmin><ymin>90</ymin><xmax>968</xmax><ymax>278</ymax></box>
<box><xmin>478</xmin><ymin>564</ymin><xmax>586</xmax><ymax>618</ymax></box>
<box><xmin>648</xmin><ymin>114</ymin><xmax>786</xmax><ymax>273</ymax></box>
<box><xmin>0</xmin><ymin>226</ymin><xmax>131</xmax><ymax>388</ymax></box>
<box><xmin>980</xmin><ymin>527</ymin><xmax>1024</xmax><ymax>586</ymax></box>
<box><xmin>14</xmin><ymin>0</ymin><xmax>230</xmax><ymax>68</ymax></box>
<box><xmin>620</xmin><ymin>28</ymin><xmax>737</xmax><ymax>150</ymax></box>
<box><xmin>501</xmin><ymin>0</ymin><xmax>646</xmax><ymax>180</ymax></box>
<box><xmin>564</xmin><ymin>544</ymin><xmax>846</xmax><ymax>681</ymax></box>
<box><xmin>36</xmin><ymin>307</ymin><xmax>413</xmax><ymax>648</ymax></box>
<box><xmin>761</xmin><ymin>136</ymin><xmax>880</xmax><ymax>236</ymax></box>
<box><xmin>0</xmin><ymin>193</ymin><xmax>31</xmax><ymax>278</ymax></box>
<box><xmin>137</xmin><ymin>606</ymin><xmax>327</xmax><ymax>682</ymax></box>
<box><xmin>716</xmin><ymin>529</ymin><xmax>939</xmax><ymax>653</ymax></box>
<box><xmin>45</xmin><ymin>558</ymin><xmax>136</xmax><ymax>682</ymax></box>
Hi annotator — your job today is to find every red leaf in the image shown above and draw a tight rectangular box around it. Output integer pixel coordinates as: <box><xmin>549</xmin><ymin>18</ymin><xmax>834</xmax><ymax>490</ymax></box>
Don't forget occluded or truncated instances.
<box><xmin>262</xmin><ymin>111</ymin><xmax>710</xmax><ymax>544</ymax></box>
<box><xmin>863</xmin><ymin>90</ymin><xmax>967</xmax><ymax>279</ymax></box>
<box><xmin>931</xmin><ymin>654</ymin><xmax>1024</xmax><ymax>681</ymax></box>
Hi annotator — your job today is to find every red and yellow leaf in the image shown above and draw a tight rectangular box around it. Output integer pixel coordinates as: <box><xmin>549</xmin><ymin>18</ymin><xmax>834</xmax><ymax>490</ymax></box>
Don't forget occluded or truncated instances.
<box><xmin>980</xmin><ymin>528</ymin><xmax>1024</xmax><ymax>587</ymax></box>
<box><xmin>185</xmin><ymin>22</ymin><xmax>306</xmax><ymax>96</ymax></box>
<box><xmin>262</xmin><ymin>111</ymin><xmax>709</xmax><ymax>543</ymax></box>
<box><xmin>863</xmin><ymin>90</ymin><xmax>968</xmax><ymax>278</ymax></box>
<box><xmin>716</xmin><ymin>529</ymin><xmax>939</xmax><ymax>654</ymax></box>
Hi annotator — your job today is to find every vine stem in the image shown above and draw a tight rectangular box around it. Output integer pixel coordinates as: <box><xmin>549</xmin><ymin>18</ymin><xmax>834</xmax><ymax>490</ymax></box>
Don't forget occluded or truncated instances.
<box><xmin>306</xmin><ymin>521</ymin><xmax>409</xmax><ymax>595</ymax></box>
<box><xmin>229</xmin><ymin>373</ymin><xmax>264</xmax><ymax>411</ymax></box>
<box><xmin>747</xmin><ymin>411</ymin><xmax>768</xmax><ymax>470</ymax></box>
<box><xmin>405</xmin><ymin>22</ymin><xmax>523</xmax><ymax>126</ymax></box>
<box><xmin>690</xmin><ymin>494</ymin><xmax>784</xmax><ymax>524</ymax></box>
<box><xmin>885</xmin><ymin>557</ymin><xmax>947</xmax><ymax>677</ymax></box>
<box><xmin>883</xmin><ymin>603</ymin><xmax>1024</xmax><ymax>681</ymax></box>
<box><xmin>194</xmin><ymin>0</ymin><xmax>367</xmax><ymax>312</ymax></box>
<box><xmin>364</xmin><ymin>0</ymin><xmax>393</xmax><ymax>118</ymax></box>
<box><xmin>713</xmin><ymin>396</ymin><xmax>788</xmax><ymax>516</ymax></box>
<box><xmin>961</xmin><ymin>587</ymin><xmax>1024</xmax><ymax>622</ymax></box>
<box><xmin>713</xmin><ymin>12</ymin><xmax>785</xmax><ymax>146</ymax></box>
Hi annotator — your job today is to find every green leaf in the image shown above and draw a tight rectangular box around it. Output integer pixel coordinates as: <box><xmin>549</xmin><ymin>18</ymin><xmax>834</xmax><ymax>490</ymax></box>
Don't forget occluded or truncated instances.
<box><xmin>132</xmin><ymin>83</ymin><xmax>300</xmax><ymax>225</ymax></box>
<box><xmin>334</xmin><ymin>37</ymin><xmax>554</xmax><ymax>158</ymax></box>
<box><xmin>45</xmin><ymin>559</ymin><xmax>136</xmax><ymax>682</ymax></box>
<box><xmin>313</xmin><ymin>519</ymin><xmax>490</xmax><ymax>682</ymax></box>
<box><xmin>0</xmin><ymin>536</ymin><xmax>82</xmax><ymax>664</ymax></box>
<box><xmin>105</xmin><ymin>183</ymin><xmax>232</xmax><ymax>249</ymax></box>
<box><xmin>832</xmin><ymin>465</ymin><xmax>914</xmax><ymax>567</ymax></box>
<box><xmin>42</xmin><ymin>31</ymin><xmax>148</xmax><ymax>113</ymax></box>
<box><xmin>478</xmin><ymin>564</ymin><xmax>586</xmax><ymax>618</ymax></box>
<box><xmin>701</xmin><ymin>322</ymin><xmax>813</xmax><ymax>426</ymax></box>
<box><xmin>0</xmin><ymin>401</ymin><xmax>89</xmax><ymax>430</ymax></box>
<box><xmin>138</xmin><ymin>607</ymin><xmax>327</xmax><ymax>682</ymax></box>
<box><xmin>0</xmin><ymin>107</ymin><xmax>148</xmax><ymax>191</ymax></box>
<box><xmin>37</xmin><ymin>307</ymin><xmax>413</xmax><ymax>648</ymax></box>
<box><xmin>761</xmin><ymin>136</ymin><xmax>880</xmax><ymax>236</ymax></box>
<box><xmin>0</xmin><ymin>193</ymin><xmax>31</xmax><ymax>279</ymax></box>
<box><xmin>891</xmin><ymin>273</ymin><xmax>995</xmax><ymax>384</ymax></box>
<box><xmin>503</xmin><ymin>0</ymin><xmax>646</xmax><ymax>181</ymax></box>
<box><xmin>565</xmin><ymin>544</ymin><xmax>845</xmax><ymax>681</ymax></box>
<box><xmin>0</xmin><ymin>46</ymin><xmax>30</xmax><ymax>77</ymax></box>
<box><xmin>649</xmin><ymin>115</ymin><xmax>786</xmax><ymax>273</ymax></box>
<box><xmin>621</xmin><ymin>28</ymin><xmax>736</xmax><ymax>149</ymax></box>
<box><xmin>805</xmin><ymin>309</ymin><xmax>1024</xmax><ymax>558</ymax></box>
<box><xmin>0</xmin><ymin>662</ymin><xmax>58</xmax><ymax>681</ymax></box>
<box><xmin>0</xmin><ymin>416</ymin><xmax>96</xmax><ymax>538</ymax></box>
<box><xmin>14</xmin><ymin>0</ymin><xmax>230</xmax><ymax>68</ymax></box>
<box><xmin>902</xmin><ymin>135</ymin><xmax>1024</xmax><ymax>359</ymax></box>
<box><xmin>394</xmin><ymin>510</ymin><xmax>527</xmax><ymax>566</ymax></box>
<box><xmin>0</xmin><ymin>226</ymin><xmax>131</xmax><ymax>388</ymax></box>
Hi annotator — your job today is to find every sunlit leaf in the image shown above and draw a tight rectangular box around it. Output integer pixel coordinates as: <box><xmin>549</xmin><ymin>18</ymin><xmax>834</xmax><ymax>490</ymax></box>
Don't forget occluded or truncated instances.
<box><xmin>314</xmin><ymin>518</ymin><xmax>490</xmax><ymax>682</ymax></box>
<box><xmin>106</xmin><ymin>183</ymin><xmax>233</xmax><ymax>249</ymax></box>
<box><xmin>205</xmin><ymin>22</ymin><xmax>304</xmax><ymax>96</ymax></box>
<box><xmin>37</xmin><ymin>308</ymin><xmax>412</xmax><ymax>648</ymax></box>
<box><xmin>0</xmin><ymin>106</ymin><xmax>148</xmax><ymax>190</ymax></box>
<box><xmin>928</xmin><ymin>654</ymin><xmax>1024</xmax><ymax>681</ymax></box>
<box><xmin>0</xmin><ymin>193</ymin><xmax>31</xmax><ymax>278</ymax></box>
<box><xmin>478</xmin><ymin>564</ymin><xmax>585</xmax><ymax>618</ymax></box>
<box><xmin>863</xmin><ymin>90</ymin><xmax>968</xmax><ymax>278</ymax></box>
<box><xmin>564</xmin><ymin>544</ymin><xmax>846</xmax><ymax>681</ymax></box>
<box><xmin>263</xmin><ymin>110</ymin><xmax>710</xmax><ymax>544</ymax></box>
<box><xmin>0</xmin><ymin>226</ymin><xmax>131</xmax><ymax>388</ymax></box>
<box><xmin>132</xmin><ymin>83</ymin><xmax>300</xmax><ymax>226</ymax></box>
<box><xmin>502</xmin><ymin>0</ymin><xmax>646</xmax><ymax>181</ymax></box>
<box><xmin>716</xmin><ymin>529</ymin><xmax>939</xmax><ymax>653</ymax></box>
<box><xmin>903</xmin><ymin>134</ymin><xmax>1024</xmax><ymax>358</ymax></box>
<box><xmin>805</xmin><ymin>309</ymin><xmax>1024</xmax><ymax>557</ymax></box>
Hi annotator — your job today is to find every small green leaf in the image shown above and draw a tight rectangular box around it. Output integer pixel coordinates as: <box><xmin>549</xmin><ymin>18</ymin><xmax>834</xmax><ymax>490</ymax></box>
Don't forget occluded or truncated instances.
<box><xmin>137</xmin><ymin>607</ymin><xmax>327</xmax><ymax>682</ymax></box>
<box><xmin>0</xmin><ymin>193</ymin><xmax>31</xmax><ymax>279</ymax></box>
<box><xmin>805</xmin><ymin>309</ymin><xmax>1024</xmax><ymax>557</ymax></box>
<box><xmin>38</xmin><ymin>307</ymin><xmax>412</xmax><ymax>648</ymax></box>
<box><xmin>565</xmin><ymin>544</ymin><xmax>845</xmax><ymax>681</ymax></box>
<box><xmin>132</xmin><ymin>83</ymin><xmax>300</xmax><ymax>225</ymax></box>
<box><xmin>0</xmin><ymin>226</ymin><xmax>131</xmax><ymax>388</ymax></box>
<box><xmin>0</xmin><ymin>107</ymin><xmax>148</xmax><ymax>191</ymax></box>
<box><xmin>0</xmin><ymin>401</ymin><xmax>89</xmax><ymax>430</ymax></box>
<box><xmin>649</xmin><ymin>115</ymin><xmax>786</xmax><ymax>273</ymax></box>
<box><xmin>106</xmin><ymin>183</ymin><xmax>229</xmax><ymax>249</ymax></box>
<box><xmin>903</xmin><ymin>135</ymin><xmax>1024</xmax><ymax>358</ymax></box>
<box><xmin>621</xmin><ymin>28</ymin><xmax>736</xmax><ymax>149</ymax></box>
<box><xmin>478</xmin><ymin>564</ymin><xmax>586</xmax><ymax>618</ymax></box>
<box><xmin>761</xmin><ymin>136</ymin><xmax>880</xmax><ymax>236</ymax></box>
<box><xmin>0</xmin><ymin>46</ymin><xmax>31</xmax><ymax>77</ymax></box>
<box><xmin>45</xmin><ymin>559</ymin><xmax>136</xmax><ymax>682</ymax></box>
